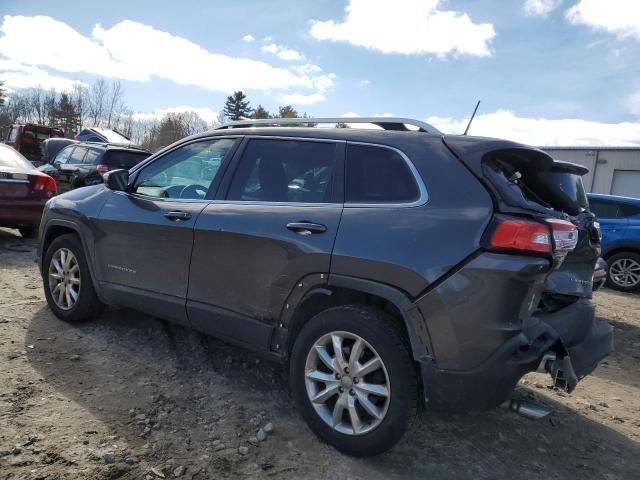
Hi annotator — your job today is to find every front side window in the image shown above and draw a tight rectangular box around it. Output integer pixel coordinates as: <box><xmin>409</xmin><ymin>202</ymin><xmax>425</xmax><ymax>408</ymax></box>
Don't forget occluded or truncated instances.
<box><xmin>618</xmin><ymin>203</ymin><xmax>640</xmax><ymax>219</ymax></box>
<box><xmin>134</xmin><ymin>138</ymin><xmax>236</xmax><ymax>199</ymax></box>
<box><xmin>227</xmin><ymin>139</ymin><xmax>340</xmax><ymax>203</ymax></box>
<box><xmin>346</xmin><ymin>144</ymin><xmax>420</xmax><ymax>204</ymax></box>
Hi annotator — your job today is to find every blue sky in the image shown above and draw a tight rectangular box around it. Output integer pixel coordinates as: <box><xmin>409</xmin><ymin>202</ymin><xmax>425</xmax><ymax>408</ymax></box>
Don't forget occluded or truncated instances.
<box><xmin>1</xmin><ymin>0</ymin><xmax>639</xmax><ymax>145</ymax></box>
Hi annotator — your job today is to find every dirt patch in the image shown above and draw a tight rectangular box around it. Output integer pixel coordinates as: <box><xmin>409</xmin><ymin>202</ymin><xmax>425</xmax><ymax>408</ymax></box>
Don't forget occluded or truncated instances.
<box><xmin>0</xmin><ymin>227</ymin><xmax>639</xmax><ymax>479</ymax></box>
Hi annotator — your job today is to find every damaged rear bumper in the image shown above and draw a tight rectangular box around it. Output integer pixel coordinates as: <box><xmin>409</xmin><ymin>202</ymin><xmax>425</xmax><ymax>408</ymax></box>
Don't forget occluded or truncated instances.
<box><xmin>416</xmin><ymin>253</ymin><xmax>613</xmax><ymax>412</ymax></box>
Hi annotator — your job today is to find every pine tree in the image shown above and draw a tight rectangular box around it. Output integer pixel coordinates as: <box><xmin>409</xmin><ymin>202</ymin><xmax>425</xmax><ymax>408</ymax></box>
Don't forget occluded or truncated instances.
<box><xmin>252</xmin><ymin>105</ymin><xmax>271</xmax><ymax>119</ymax></box>
<box><xmin>55</xmin><ymin>93</ymin><xmax>81</xmax><ymax>136</ymax></box>
<box><xmin>278</xmin><ymin>105</ymin><xmax>298</xmax><ymax>118</ymax></box>
<box><xmin>223</xmin><ymin>91</ymin><xmax>253</xmax><ymax>120</ymax></box>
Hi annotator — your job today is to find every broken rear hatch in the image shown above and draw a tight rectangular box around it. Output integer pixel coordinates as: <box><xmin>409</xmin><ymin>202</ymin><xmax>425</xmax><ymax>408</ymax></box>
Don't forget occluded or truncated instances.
<box><xmin>443</xmin><ymin>135</ymin><xmax>613</xmax><ymax>390</ymax></box>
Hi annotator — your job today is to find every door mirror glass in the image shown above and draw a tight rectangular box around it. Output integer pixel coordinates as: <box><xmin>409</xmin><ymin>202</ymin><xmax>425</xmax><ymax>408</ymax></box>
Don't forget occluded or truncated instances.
<box><xmin>104</xmin><ymin>169</ymin><xmax>130</xmax><ymax>191</ymax></box>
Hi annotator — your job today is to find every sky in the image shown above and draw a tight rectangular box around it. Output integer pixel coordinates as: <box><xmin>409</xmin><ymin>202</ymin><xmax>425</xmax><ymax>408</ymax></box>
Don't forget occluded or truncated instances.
<box><xmin>0</xmin><ymin>0</ymin><xmax>639</xmax><ymax>146</ymax></box>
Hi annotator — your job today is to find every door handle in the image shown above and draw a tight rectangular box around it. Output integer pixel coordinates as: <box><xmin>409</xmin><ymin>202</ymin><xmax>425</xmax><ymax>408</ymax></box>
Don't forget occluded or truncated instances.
<box><xmin>164</xmin><ymin>210</ymin><xmax>192</xmax><ymax>221</ymax></box>
<box><xmin>286</xmin><ymin>222</ymin><xmax>327</xmax><ymax>235</ymax></box>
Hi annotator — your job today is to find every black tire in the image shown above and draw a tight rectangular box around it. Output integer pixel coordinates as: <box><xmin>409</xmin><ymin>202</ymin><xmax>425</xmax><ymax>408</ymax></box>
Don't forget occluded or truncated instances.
<box><xmin>290</xmin><ymin>305</ymin><xmax>418</xmax><ymax>456</ymax></box>
<box><xmin>42</xmin><ymin>233</ymin><xmax>104</xmax><ymax>322</ymax></box>
<box><xmin>606</xmin><ymin>251</ymin><xmax>640</xmax><ymax>293</ymax></box>
<box><xmin>18</xmin><ymin>227</ymin><xmax>37</xmax><ymax>239</ymax></box>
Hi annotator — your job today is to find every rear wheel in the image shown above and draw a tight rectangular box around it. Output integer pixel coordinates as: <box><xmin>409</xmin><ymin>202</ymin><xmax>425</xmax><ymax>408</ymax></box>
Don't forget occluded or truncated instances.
<box><xmin>606</xmin><ymin>252</ymin><xmax>640</xmax><ymax>292</ymax></box>
<box><xmin>290</xmin><ymin>305</ymin><xmax>418</xmax><ymax>456</ymax></box>
<box><xmin>42</xmin><ymin>234</ymin><xmax>104</xmax><ymax>322</ymax></box>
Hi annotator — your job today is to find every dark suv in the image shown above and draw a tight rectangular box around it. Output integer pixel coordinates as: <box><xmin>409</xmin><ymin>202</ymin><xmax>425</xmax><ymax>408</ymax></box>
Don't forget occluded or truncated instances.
<box><xmin>37</xmin><ymin>118</ymin><xmax>613</xmax><ymax>456</ymax></box>
<box><xmin>39</xmin><ymin>142</ymin><xmax>150</xmax><ymax>193</ymax></box>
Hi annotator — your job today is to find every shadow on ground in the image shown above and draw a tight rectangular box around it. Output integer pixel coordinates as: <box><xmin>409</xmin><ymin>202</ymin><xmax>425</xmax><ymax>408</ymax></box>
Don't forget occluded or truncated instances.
<box><xmin>22</xmin><ymin>302</ymin><xmax>640</xmax><ymax>480</ymax></box>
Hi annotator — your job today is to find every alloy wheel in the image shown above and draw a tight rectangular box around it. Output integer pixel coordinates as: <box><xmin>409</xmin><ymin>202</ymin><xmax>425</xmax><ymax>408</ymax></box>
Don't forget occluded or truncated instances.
<box><xmin>304</xmin><ymin>331</ymin><xmax>391</xmax><ymax>435</ymax></box>
<box><xmin>48</xmin><ymin>248</ymin><xmax>81</xmax><ymax>310</ymax></box>
<box><xmin>609</xmin><ymin>258</ymin><xmax>640</xmax><ymax>288</ymax></box>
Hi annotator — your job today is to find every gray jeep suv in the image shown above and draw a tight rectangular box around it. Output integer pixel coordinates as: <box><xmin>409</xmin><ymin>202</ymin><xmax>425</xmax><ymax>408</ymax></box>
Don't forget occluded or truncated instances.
<box><xmin>37</xmin><ymin>118</ymin><xmax>613</xmax><ymax>456</ymax></box>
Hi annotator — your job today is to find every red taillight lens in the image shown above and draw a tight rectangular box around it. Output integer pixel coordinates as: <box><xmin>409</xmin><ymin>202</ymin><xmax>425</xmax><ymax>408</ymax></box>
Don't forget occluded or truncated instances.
<box><xmin>30</xmin><ymin>174</ymin><xmax>57</xmax><ymax>197</ymax></box>
<box><xmin>547</xmin><ymin>218</ymin><xmax>578</xmax><ymax>252</ymax></box>
<box><xmin>489</xmin><ymin>219</ymin><xmax>551</xmax><ymax>254</ymax></box>
<box><xmin>96</xmin><ymin>164</ymin><xmax>110</xmax><ymax>175</ymax></box>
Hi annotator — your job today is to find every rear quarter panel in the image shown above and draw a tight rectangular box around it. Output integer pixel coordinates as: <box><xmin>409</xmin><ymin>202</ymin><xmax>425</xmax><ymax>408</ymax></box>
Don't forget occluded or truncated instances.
<box><xmin>331</xmin><ymin>137</ymin><xmax>494</xmax><ymax>297</ymax></box>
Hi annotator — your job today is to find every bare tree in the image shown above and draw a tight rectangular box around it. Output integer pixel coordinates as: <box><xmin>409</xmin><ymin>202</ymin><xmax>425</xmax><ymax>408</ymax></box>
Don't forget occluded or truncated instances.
<box><xmin>105</xmin><ymin>81</ymin><xmax>125</xmax><ymax>128</ymax></box>
<box><xmin>88</xmin><ymin>79</ymin><xmax>107</xmax><ymax>127</ymax></box>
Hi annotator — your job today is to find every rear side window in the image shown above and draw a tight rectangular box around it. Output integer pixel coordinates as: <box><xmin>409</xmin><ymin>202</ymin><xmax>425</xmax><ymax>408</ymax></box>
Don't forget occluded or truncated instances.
<box><xmin>69</xmin><ymin>147</ymin><xmax>87</xmax><ymax>164</ymax></box>
<box><xmin>228</xmin><ymin>139</ymin><xmax>340</xmax><ymax>203</ymax></box>
<box><xmin>8</xmin><ymin>127</ymin><xmax>17</xmax><ymax>142</ymax></box>
<box><xmin>104</xmin><ymin>150</ymin><xmax>150</xmax><ymax>169</ymax></box>
<box><xmin>346</xmin><ymin>144</ymin><xmax>419</xmax><ymax>204</ymax></box>
<box><xmin>589</xmin><ymin>200</ymin><xmax>618</xmax><ymax>219</ymax></box>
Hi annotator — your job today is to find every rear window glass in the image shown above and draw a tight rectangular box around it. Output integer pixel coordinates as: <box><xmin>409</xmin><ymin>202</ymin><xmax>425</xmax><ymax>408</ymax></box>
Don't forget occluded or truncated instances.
<box><xmin>104</xmin><ymin>150</ymin><xmax>150</xmax><ymax>168</ymax></box>
<box><xmin>589</xmin><ymin>200</ymin><xmax>618</xmax><ymax>219</ymax></box>
<box><xmin>0</xmin><ymin>145</ymin><xmax>33</xmax><ymax>169</ymax></box>
<box><xmin>346</xmin><ymin>144</ymin><xmax>419</xmax><ymax>204</ymax></box>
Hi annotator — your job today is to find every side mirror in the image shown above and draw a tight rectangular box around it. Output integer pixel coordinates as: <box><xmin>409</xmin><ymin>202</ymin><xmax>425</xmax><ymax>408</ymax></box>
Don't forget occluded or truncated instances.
<box><xmin>104</xmin><ymin>169</ymin><xmax>130</xmax><ymax>192</ymax></box>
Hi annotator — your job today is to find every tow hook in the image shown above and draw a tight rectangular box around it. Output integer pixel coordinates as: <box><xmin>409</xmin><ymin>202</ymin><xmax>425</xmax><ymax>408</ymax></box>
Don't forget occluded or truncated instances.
<box><xmin>537</xmin><ymin>352</ymin><xmax>579</xmax><ymax>392</ymax></box>
<box><xmin>504</xmin><ymin>398</ymin><xmax>552</xmax><ymax>420</ymax></box>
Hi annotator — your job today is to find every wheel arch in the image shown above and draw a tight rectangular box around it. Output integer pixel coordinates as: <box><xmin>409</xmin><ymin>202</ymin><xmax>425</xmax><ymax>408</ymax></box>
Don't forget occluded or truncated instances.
<box><xmin>281</xmin><ymin>274</ymin><xmax>434</xmax><ymax>363</ymax></box>
<box><xmin>602</xmin><ymin>246</ymin><xmax>640</xmax><ymax>260</ymax></box>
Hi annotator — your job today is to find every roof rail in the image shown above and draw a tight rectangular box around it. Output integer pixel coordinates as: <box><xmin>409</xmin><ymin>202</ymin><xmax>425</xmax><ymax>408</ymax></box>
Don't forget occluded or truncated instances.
<box><xmin>215</xmin><ymin>117</ymin><xmax>441</xmax><ymax>134</ymax></box>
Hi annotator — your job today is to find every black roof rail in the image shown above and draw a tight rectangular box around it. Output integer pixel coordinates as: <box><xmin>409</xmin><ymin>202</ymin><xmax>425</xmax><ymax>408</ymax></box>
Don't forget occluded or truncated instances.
<box><xmin>215</xmin><ymin>117</ymin><xmax>441</xmax><ymax>134</ymax></box>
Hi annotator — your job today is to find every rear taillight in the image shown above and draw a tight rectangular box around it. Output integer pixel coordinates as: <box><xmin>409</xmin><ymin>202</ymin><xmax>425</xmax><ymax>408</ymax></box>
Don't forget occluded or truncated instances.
<box><xmin>546</xmin><ymin>218</ymin><xmax>578</xmax><ymax>252</ymax></box>
<box><xmin>96</xmin><ymin>164</ymin><xmax>110</xmax><ymax>175</ymax></box>
<box><xmin>30</xmin><ymin>175</ymin><xmax>57</xmax><ymax>197</ymax></box>
<box><xmin>485</xmin><ymin>217</ymin><xmax>579</xmax><ymax>255</ymax></box>
<box><xmin>488</xmin><ymin>219</ymin><xmax>552</xmax><ymax>254</ymax></box>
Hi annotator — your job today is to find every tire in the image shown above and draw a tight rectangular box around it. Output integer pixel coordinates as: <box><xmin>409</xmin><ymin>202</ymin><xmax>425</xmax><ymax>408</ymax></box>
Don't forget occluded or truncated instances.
<box><xmin>290</xmin><ymin>305</ymin><xmax>418</xmax><ymax>456</ymax></box>
<box><xmin>42</xmin><ymin>233</ymin><xmax>104</xmax><ymax>322</ymax></box>
<box><xmin>18</xmin><ymin>227</ymin><xmax>37</xmax><ymax>239</ymax></box>
<box><xmin>606</xmin><ymin>252</ymin><xmax>640</xmax><ymax>293</ymax></box>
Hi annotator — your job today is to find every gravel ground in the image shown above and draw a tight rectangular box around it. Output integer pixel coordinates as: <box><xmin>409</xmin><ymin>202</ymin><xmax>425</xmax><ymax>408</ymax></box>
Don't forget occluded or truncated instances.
<box><xmin>0</xmin><ymin>227</ymin><xmax>639</xmax><ymax>479</ymax></box>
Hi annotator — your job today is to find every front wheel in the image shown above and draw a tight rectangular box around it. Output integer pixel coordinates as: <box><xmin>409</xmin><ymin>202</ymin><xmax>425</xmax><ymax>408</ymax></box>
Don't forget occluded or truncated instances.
<box><xmin>42</xmin><ymin>233</ymin><xmax>104</xmax><ymax>322</ymax></box>
<box><xmin>290</xmin><ymin>305</ymin><xmax>418</xmax><ymax>456</ymax></box>
<box><xmin>607</xmin><ymin>252</ymin><xmax>640</xmax><ymax>292</ymax></box>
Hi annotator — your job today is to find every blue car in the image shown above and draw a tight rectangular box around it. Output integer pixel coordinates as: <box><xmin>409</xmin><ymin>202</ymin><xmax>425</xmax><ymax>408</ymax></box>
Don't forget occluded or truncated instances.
<box><xmin>587</xmin><ymin>193</ymin><xmax>640</xmax><ymax>292</ymax></box>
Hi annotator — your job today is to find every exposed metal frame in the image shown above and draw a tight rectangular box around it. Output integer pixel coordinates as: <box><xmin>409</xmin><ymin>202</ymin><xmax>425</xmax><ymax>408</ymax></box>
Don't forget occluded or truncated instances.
<box><xmin>215</xmin><ymin>117</ymin><xmax>441</xmax><ymax>134</ymax></box>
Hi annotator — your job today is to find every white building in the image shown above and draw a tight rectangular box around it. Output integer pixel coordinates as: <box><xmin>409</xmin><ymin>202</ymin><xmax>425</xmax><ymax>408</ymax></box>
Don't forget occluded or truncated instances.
<box><xmin>542</xmin><ymin>147</ymin><xmax>640</xmax><ymax>198</ymax></box>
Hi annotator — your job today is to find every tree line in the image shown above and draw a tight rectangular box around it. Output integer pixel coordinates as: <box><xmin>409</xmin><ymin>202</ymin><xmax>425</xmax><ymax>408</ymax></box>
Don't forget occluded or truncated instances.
<box><xmin>0</xmin><ymin>79</ymin><xmax>309</xmax><ymax>152</ymax></box>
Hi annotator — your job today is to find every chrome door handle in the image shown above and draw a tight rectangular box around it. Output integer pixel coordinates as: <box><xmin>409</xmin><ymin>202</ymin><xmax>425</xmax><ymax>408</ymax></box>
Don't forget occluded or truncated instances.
<box><xmin>164</xmin><ymin>211</ymin><xmax>192</xmax><ymax>221</ymax></box>
<box><xmin>286</xmin><ymin>222</ymin><xmax>327</xmax><ymax>235</ymax></box>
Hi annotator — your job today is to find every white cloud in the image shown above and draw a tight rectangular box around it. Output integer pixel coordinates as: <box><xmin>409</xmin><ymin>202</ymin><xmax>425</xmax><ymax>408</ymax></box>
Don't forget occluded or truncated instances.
<box><xmin>0</xmin><ymin>58</ymin><xmax>86</xmax><ymax>91</ymax></box>
<box><xmin>359</xmin><ymin>79</ymin><xmax>371</xmax><ymax>86</ymax></box>
<box><xmin>309</xmin><ymin>0</ymin><xmax>495</xmax><ymax>57</ymax></box>
<box><xmin>427</xmin><ymin>110</ymin><xmax>640</xmax><ymax>146</ymax></box>
<box><xmin>627</xmin><ymin>89</ymin><xmax>640</xmax><ymax>115</ymax></box>
<box><xmin>524</xmin><ymin>0</ymin><xmax>562</xmax><ymax>16</ymax></box>
<box><xmin>275</xmin><ymin>92</ymin><xmax>326</xmax><ymax>105</ymax></box>
<box><xmin>373</xmin><ymin>112</ymin><xmax>394</xmax><ymax>117</ymax></box>
<box><xmin>342</xmin><ymin>112</ymin><xmax>360</xmax><ymax>117</ymax></box>
<box><xmin>0</xmin><ymin>15</ymin><xmax>326</xmax><ymax>93</ymax></box>
<box><xmin>261</xmin><ymin>42</ymin><xmax>304</xmax><ymax>61</ymax></box>
<box><xmin>132</xmin><ymin>106</ymin><xmax>219</xmax><ymax>124</ymax></box>
<box><xmin>292</xmin><ymin>63</ymin><xmax>323</xmax><ymax>75</ymax></box>
<box><xmin>566</xmin><ymin>0</ymin><xmax>640</xmax><ymax>40</ymax></box>
<box><xmin>242</xmin><ymin>34</ymin><xmax>255</xmax><ymax>42</ymax></box>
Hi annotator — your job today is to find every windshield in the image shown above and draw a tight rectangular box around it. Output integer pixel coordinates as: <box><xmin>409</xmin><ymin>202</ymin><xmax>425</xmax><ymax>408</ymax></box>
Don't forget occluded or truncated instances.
<box><xmin>0</xmin><ymin>144</ymin><xmax>34</xmax><ymax>170</ymax></box>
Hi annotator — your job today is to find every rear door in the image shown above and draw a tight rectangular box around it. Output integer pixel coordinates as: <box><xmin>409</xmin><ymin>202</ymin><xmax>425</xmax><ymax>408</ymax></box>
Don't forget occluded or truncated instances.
<box><xmin>588</xmin><ymin>198</ymin><xmax>625</xmax><ymax>251</ymax></box>
<box><xmin>187</xmin><ymin>137</ymin><xmax>344</xmax><ymax>350</ymax></box>
<box><xmin>94</xmin><ymin>137</ymin><xmax>239</xmax><ymax>325</ymax></box>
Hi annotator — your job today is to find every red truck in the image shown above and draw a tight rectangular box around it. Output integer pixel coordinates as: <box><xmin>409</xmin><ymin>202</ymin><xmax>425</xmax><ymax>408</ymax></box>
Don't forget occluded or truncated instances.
<box><xmin>5</xmin><ymin>124</ymin><xmax>65</xmax><ymax>166</ymax></box>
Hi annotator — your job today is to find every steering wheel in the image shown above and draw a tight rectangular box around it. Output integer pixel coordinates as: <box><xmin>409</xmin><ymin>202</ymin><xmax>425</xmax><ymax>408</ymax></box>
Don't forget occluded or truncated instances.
<box><xmin>179</xmin><ymin>184</ymin><xmax>208</xmax><ymax>199</ymax></box>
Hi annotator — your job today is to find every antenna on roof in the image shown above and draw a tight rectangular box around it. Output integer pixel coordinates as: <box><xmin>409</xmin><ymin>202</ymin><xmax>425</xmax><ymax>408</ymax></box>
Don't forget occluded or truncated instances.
<box><xmin>463</xmin><ymin>100</ymin><xmax>481</xmax><ymax>136</ymax></box>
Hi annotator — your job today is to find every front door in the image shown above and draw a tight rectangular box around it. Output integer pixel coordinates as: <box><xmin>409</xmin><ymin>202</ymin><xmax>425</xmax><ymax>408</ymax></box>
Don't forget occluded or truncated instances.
<box><xmin>187</xmin><ymin>137</ymin><xmax>344</xmax><ymax>350</ymax></box>
<box><xmin>93</xmin><ymin>137</ymin><xmax>239</xmax><ymax>325</ymax></box>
